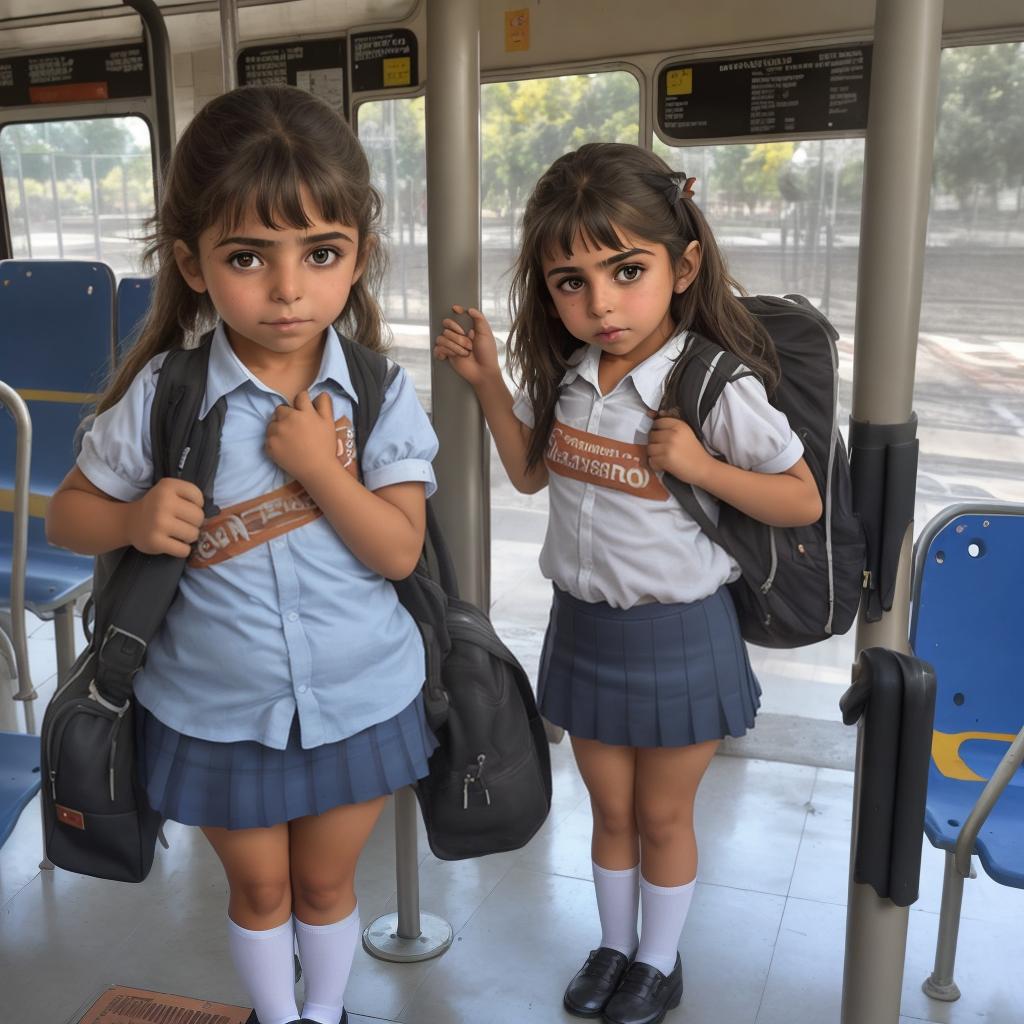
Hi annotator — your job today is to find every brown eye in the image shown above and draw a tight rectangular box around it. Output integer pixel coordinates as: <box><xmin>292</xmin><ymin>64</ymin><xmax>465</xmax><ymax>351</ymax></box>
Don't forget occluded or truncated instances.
<box><xmin>229</xmin><ymin>251</ymin><xmax>260</xmax><ymax>270</ymax></box>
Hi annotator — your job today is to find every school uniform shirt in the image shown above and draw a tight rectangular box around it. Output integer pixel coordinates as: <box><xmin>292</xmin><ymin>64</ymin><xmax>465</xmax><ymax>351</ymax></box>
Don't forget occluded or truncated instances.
<box><xmin>78</xmin><ymin>323</ymin><xmax>438</xmax><ymax>750</ymax></box>
<box><xmin>512</xmin><ymin>329</ymin><xmax>804</xmax><ymax>609</ymax></box>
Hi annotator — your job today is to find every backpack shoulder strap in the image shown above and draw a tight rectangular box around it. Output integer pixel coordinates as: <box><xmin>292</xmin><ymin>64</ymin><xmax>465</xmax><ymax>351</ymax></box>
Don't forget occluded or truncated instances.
<box><xmin>337</xmin><ymin>334</ymin><xmax>395</xmax><ymax>470</ymax></box>
<box><xmin>664</xmin><ymin>332</ymin><xmax>748</xmax><ymax>439</ymax></box>
<box><xmin>95</xmin><ymin>333</ymin><xmax>226</xmax><ymax>704</ymax></box>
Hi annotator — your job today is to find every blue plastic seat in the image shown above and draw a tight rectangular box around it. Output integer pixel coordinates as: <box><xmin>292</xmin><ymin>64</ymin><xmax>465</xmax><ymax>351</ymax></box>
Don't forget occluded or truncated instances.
<box><xmin>0</xmin><ymin>731</ymin><xmax>41</xmax><ymax>849</ymax></box>
<box><xmin>911</xmin><ymin>503</ymin><xmax>1024</xmax><ymax>1001</ymax></box>
<box><xmin>116</xmin><ymin>275</ymin><xmax>152</xmax><ymax>359</ymax></box>
<box><xmin>0</xmin><ymin>259</ymin><xmax>114</xmax><ymax>679</ymax></box>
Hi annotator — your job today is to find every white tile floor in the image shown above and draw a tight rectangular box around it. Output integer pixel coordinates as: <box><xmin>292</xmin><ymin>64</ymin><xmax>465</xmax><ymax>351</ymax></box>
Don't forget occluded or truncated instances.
<box><xmin>3</xmin><ymin>599</ymin><xmax>1023</xmax><ymax>1023</ymax></box>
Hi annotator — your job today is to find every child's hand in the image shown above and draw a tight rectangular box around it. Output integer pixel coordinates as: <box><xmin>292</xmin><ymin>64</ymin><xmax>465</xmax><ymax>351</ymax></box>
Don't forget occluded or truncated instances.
<box><xmin>433</xmin><ymin>305</ymin><xmax>501</xmax><ymax>387</ymax></box>
<box><xmin>127</xmin><ymin>478</ymin><xmax>206</xmax><ymax>558</ymax></box>
<box><xmin>647</xmin><ymin>414</ymin><xmax>715</xmax><ymax>487</ymax></box>
<box><xmin>265</xmin><ymin>391</ymin><xmax>338</xmax><ymax>484</ymax></box>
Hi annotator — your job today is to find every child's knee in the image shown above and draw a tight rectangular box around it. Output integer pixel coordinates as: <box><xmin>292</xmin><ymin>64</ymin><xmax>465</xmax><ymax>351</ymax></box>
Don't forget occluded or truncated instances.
<box><xmin>230</xmin><ymin>876</ymin><xmax>292</xmax><ymax>919</ymax></box>
<box><xmin>292</xmin><ymin>868</ymin><xmax>355</xmax><ymax>915</ymax></box>
<box><xmin>635</xmin><ymin>803</ymin><xmax>691</xmax><ymax>848</ymax></box>
<box><xmin>592</xmin><ymin>801</ymin><xmax>638</xmax><ymax>840</ymax></box>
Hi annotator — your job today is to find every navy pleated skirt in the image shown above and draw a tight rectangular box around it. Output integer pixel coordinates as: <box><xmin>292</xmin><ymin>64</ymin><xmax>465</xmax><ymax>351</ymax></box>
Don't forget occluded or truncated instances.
<box><xmin>537</xmin><ymin>585</ymin><xmax>761</xmax><ymax>748</ymax></box>
<box><xmin>134</xmin><ymin>696</ymin><xmax>437</xmax><ymax>830</ymax></box>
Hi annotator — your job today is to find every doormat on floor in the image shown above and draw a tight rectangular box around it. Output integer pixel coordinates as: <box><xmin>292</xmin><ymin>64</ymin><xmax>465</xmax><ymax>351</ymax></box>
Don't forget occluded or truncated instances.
<box><xmin>74</xmin><ymin>985</ymin><xmax>252</xmax><ymax>1024</ymax></box>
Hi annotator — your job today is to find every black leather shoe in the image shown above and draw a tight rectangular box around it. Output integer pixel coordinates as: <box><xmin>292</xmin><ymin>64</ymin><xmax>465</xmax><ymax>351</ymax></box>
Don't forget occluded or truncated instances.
<box><xmin>602</xmin><ymin>954</ymin><xmax>683</xmax><ymax>1024</ymax></box>
<box><xmin>297</xmin><ymin>1014</ymin><xmax>347</xmax><ymax>1024</ymax></box>
<box><xmin>563</xmin><ymin>947</ymin><xmax>633</xmax><ymax>1017</ymax></box>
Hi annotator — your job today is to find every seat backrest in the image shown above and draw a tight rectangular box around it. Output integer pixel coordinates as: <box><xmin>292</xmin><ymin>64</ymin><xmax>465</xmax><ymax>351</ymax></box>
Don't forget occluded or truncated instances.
<box><xmin>0</xmin><ymin>260</ymin><xmax>115</xmax><ymax>503</ymax></box>
<box><xmin>116</xmin><ymin>275</ymin><xmax>152</xmax><ymax>360</ymax></box>
<box><xmin>910</xmin><ymin>504</ymin><xmax>1024</xmax><ymax>787</ymax></box>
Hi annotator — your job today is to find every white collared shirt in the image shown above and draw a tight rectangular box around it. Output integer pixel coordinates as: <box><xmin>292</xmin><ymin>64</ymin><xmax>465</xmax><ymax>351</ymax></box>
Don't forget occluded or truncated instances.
<box><xmin>513</xmin><ymin>330</ymin><xmax>803</xmax><ymax>609</ymax></box>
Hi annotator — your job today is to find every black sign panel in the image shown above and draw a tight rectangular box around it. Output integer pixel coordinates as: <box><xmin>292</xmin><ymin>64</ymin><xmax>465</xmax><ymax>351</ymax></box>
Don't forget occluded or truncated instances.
<box><xmin>350</xmin><ymin>29</ymin><xmax>418</xmax><ymax>92</ymax></box>
<box><xmin>658</xmin><ymin>45</ymin><xmax>871</xmax><ymax>141</ymax></box>
<box><xmin>0</xmin><ymin>45</ymin><xmax>150</xmax><ymax>108</ymax></box>
<box><xmin>238</xmin><ymin>39</ymin><xmax>347</xmax><ymax>114</ymax></box>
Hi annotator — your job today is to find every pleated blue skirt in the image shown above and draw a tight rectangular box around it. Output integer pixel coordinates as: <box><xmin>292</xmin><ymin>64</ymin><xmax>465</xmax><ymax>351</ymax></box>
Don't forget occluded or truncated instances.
<box><xmin>134</xmin><ymin>696</ymin><xmax>437</xmax><ymax>830</ymax></box>
<box><xmin>537</xmin><ymin>585</ymin><xmax>761</xmax><ymax>748</ymax></box>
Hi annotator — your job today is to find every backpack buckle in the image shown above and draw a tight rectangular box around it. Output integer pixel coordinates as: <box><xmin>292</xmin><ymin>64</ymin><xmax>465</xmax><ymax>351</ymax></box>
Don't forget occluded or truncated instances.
<box><xmin>96</xmin><ymin>624</ymin><xmax>148</xmax><ymax>703</ymax></box>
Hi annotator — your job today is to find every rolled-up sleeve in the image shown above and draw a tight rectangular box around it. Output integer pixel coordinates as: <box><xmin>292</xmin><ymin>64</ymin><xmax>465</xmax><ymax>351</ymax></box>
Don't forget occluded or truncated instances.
<box><xmin>361</xmin><ymin>366</ymin><xmax>438</xmax><ymax>496</ymax></box>
<box><xmin>705</xmin><ymin>373</ymin><xmax>804</xmax><ymax>475</ymax></box>
<box><xmin>77</xmin><ymin>353</ymin><xmax>166</xmax><ymax>501</ymax></box>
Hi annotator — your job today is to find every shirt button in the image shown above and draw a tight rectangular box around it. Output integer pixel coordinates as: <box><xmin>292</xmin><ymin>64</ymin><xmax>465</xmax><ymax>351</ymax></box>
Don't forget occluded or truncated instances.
<box><xmin>297</xmin><ymin>684</ymin><xmax>308</xmax><ymax>694</ymax></box>
<box><xmin>287</xmin><ymin>611</ymin><xmax>299</xmax><ymax>622</ymax></box>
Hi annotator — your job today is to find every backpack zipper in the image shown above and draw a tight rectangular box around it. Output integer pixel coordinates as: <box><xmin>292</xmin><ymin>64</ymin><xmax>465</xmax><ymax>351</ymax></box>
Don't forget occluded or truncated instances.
<box><xmin>762</xmin><ymin>529</ymin><xmax>779</xmax><ymax>594</ymax></box>
<box><xmin>462</xmin><ymin>753</ymin><xmax>491</xmax><ymax>810</ymax></box>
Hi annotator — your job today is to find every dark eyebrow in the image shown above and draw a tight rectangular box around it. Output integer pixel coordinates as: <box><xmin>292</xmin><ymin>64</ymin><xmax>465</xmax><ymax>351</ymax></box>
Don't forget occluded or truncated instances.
<box><xmin>545</xmin><ymin>248</ymin><xmax>654</xmax><ymax>278</ymax></box>
<box><xmin>215</xmin><ymin>231</ymin><xmax>354</xmax><ymax>249</ymax></box>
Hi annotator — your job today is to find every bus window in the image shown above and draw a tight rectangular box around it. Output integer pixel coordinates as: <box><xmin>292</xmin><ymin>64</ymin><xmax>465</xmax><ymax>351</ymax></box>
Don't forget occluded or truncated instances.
<box><xmin>482</xmin><ymin>71</ymin><xmax>639</xmax><ymax>679</ymax></box>
<box><xmin>0</xmin><ymin>116</ymin><xmax>155</xmax><ymax>277</ymax></box>
<box><xmin>358</xmin><ymin>96</ymin><xmax>430</xmax><ymax>410</ymax></box>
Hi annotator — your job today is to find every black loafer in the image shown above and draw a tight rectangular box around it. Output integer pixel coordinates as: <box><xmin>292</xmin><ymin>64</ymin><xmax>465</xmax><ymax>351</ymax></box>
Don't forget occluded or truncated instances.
<box><xmin>297</xmin><ymin>1014</ymin><xmax>347</xmax><ymax>1024</ymax></box>
<box><xmin>564</xmin><ymin>946</ymin><xmax>634</xmax><ymax>1017</ymax></box>
<box><xmin>602</xmin><ymin>954</ymin><xmax>683</xmax><ymax>1024</ymax></box>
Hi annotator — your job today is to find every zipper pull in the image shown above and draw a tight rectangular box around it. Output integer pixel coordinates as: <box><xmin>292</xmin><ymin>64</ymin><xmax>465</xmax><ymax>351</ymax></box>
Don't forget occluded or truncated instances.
<box><xmin>476</xmin><ymin>754</ymin><xmax>491</xmax><ymax>807</ymax></box>
<box><xmin>462</xmin><ymin>774</ymin><xmax>471</xmax><ymax>810</ymax></box>
<box><xmin>49</xmin><ymin>769</ymin><xmax>57</xmax><ymax>800</ymax></box>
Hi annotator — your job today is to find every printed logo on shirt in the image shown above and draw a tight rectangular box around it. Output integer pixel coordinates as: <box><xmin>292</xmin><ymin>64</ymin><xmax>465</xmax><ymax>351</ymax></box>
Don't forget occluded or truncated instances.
<box><xmin>545</xmin><ymin>420</ymin><xmax>669</xmax><ymax>501</ymax></box>
<box><xmin>188</xmin><ymin>416</ymin><xmax>358</xmax><ymax>569</ymax></box>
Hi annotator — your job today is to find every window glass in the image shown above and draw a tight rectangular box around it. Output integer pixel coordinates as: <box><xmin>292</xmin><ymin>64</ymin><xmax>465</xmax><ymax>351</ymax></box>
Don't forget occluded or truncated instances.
<box><xmin>358</xmin><ymin>96</ymin><xmax>430</xmax><ymax>411</ymax></box>
<box><xmin>0</xmin><ymin>116</ymin><xmax>155</xmax><ymax>277</ymax></box>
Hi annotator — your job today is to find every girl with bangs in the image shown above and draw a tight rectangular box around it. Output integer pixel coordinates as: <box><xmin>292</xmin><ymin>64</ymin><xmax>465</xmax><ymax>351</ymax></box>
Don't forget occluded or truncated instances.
<box><xmin>47</xmin><ymin>86</ymin><xmax>439</xmax><ymax>1024</ymax></box>
<box><xmin>435</xmin><ymin>143</ymin><xmax>820</xmax><ymax>1024</ymax></box>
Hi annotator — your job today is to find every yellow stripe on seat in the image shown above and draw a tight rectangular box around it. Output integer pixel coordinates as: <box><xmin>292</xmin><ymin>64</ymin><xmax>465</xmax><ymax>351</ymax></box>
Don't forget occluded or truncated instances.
<box><xmin>0</xmin><ymin>489</ymin><xmax>50</xmax><ymax>518</ymax></box>
<box><xmin>932</xmin><ymin>729</ymin><xmax>1019</xmax><ymax>782</ymax></box>
<box><xmin>16</xmin><ymin>389</ymin><xmax>98</xmax><ymax>404</ymax></box>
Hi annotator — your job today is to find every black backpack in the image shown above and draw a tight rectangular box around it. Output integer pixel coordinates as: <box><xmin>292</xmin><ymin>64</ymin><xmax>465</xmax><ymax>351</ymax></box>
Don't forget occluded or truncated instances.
<box><xmin>40</xmin><ymin>343</ymin><xmax>226</xmax><ymax>882</ymax></box>
<box><xmin>662</xmin><ymin>294</ymin><xmax>865</xmax><ymax>649</ymax></box>
<box><xmin>42</xmin><ymin>333</ymin><xmax>550</xmax><ymax>880</ymax></box>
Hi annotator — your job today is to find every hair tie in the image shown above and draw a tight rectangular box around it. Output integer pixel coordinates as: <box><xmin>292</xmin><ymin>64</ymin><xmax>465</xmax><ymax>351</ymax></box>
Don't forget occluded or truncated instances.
<box><xmin>645</xmin><ymin>171</ymin><xmax>697</xmax><ymax>207</ymax></box>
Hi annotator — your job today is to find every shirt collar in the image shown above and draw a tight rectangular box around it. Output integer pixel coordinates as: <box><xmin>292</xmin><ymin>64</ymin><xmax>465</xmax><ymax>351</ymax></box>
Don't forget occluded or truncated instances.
<box><xmin>200</xmin><ymin>323</ymin><xmax>356</xmax><ymax>417</ymax></box>
<box><xmin>558</xmin><ymin>329</ymin><xmax>691</xmax><ymax>411</ymax></box>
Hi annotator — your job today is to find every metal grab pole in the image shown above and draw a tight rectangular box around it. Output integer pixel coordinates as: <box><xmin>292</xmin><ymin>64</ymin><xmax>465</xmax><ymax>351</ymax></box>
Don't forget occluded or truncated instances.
<box><xmin>841</xmin><ymin>0</ymin><xmax>944</xmax><ymax>1021</ymax></box>
<box><xmin>361</xmin><ymin>787</ymin><xmax>453</xmax><ymax>962</ymax></box>
<box><xmin>219</xmin><ymin>0</ymin><xmax>239</xmax><ymax>92</ymax></box>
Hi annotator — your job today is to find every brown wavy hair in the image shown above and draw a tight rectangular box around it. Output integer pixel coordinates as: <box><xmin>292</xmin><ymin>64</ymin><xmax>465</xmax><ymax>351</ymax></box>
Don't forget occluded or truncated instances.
<box><xmin>508</xmin><ymin>142</ymin><xmax>779</xmax><ymax>468</ymax></box>
<box><xmin>99</xmin><ymin>84</ymin><xmax>387</xmax><ymax>412</ymax></box>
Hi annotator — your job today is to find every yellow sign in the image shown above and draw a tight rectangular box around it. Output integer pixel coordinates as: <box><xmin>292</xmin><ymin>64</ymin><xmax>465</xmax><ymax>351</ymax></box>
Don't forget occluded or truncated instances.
<box><xmin>382</xmin><ymin>57</ymin><xmax>411</xmax><ymax>88</ymax></box>
<box><xmin>505</xmin><ymin>8</ymin><xmax>530</xmax><ymax>52</ymax></box>
<box><xmin>666</xmin><ymin>68</ymin><xmax>693</xmax><ymax>96</ymax></box>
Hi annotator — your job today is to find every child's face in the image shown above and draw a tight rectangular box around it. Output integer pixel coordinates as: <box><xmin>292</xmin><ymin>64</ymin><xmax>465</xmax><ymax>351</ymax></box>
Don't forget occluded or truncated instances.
<box><xmin>174</xmin><ymin>188</ymin><xmax>363</xmax><ymax>361</ymax></box>
<box><xmin>540</xmin><ymin>227</ymin><xmax>694</xmax><ymax>366</ymax></box>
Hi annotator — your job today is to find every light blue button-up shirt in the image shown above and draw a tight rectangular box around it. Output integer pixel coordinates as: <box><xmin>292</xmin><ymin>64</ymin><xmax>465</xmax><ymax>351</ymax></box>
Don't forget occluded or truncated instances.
<box><xmin>78</xmin><ymin>324</ymin><xmax>438</xmax><ymax>749</ymax></box>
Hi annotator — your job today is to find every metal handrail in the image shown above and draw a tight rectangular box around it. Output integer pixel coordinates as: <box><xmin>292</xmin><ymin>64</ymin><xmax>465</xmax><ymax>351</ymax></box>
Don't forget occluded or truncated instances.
<box><xmin>953</xmin><ymin>722</ymin><xmax>1024</xmax><ymax>878</ymax></box>
<box><xmin>0</xmin><ymin>379</ymin><xmax>37</xmax><ymax>733</ymax></box>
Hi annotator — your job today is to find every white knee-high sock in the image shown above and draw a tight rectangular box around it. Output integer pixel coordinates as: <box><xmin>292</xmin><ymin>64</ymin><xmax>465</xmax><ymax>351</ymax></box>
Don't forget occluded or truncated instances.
<box><xmin>227</xmin><ymin>917</ymin><xmax>299</xmax><ymax>1024</ymax></box>
<box><xmin>636</xmin><ymin>875</ymin><xmax>695</xmax><ymax>976</ymax></box>
<box><xmin>592</xmin><ymin>862</ymin><xmax>640</xmax><ymax>956</ymax></box>
<box><xmin>294</xmin><ymin>906</ymin><xmax>361</xmax><ymax>1024</ymax></box>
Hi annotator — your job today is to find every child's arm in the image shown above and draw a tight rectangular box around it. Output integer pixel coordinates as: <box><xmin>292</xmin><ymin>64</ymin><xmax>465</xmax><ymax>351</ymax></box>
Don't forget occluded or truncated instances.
<box><xmin>46</xmin><ymin>468</ymin><xmax>206</xmax><ymax>557</ymax></box>
<box><xmin>434</xmin><ymin>306</ymin><xmax>548</xmax><ymax>495</ymax></box>
<box><xmin>648</xmin><ymin>416</ymin><xmax>822</xmax><ymax>527</ymax></box>
<box><xmin>264</xmin><ymin>391</ymin><xmax>425</xmax><ymax>580</ymax></box>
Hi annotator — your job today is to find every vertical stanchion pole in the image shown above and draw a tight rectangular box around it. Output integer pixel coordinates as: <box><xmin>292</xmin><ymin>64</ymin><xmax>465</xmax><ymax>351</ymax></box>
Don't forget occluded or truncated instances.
<box><xmin>841</xmin><ymin>1</ymin><xmax>944</xmax><ymax>1021</ymax></box>
<box><xmin>363</xmin><ymin>0</ymin><xmax>477</xmax><ymax>964</ymax></box>
<box><xmin>219</xmin><ymin>0</ymin><xmax>239</xmax><ymax>92</ymax></box>
<box><xmin>425</xmin><ymin>0</ymin><xmax>488</xmax><ymax>610</ymax></box>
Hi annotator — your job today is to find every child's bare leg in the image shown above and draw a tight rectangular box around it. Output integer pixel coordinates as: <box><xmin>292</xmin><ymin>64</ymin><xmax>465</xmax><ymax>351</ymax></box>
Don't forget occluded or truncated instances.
<box><xmin>628</xmin><ymin>739</ymin><xmax>719</xmax><ymax>980</ymax></box>
<box><xmin>634</xmin><ymin>739</ymin><xmax>718</xmax><ymax>885</ymax></box>
<box><xmin>289</xmin><ymin>795</ymin><xmax>387</xmax><ymax>922</ymax></box>
<box><xmin>288</xmin><ymin>796</ymin><xmax>388</xmax><ymax>1024</ymax></box>
<box><xmin>571</xmin><ymin>735</ymin><xmax>639</xmax><ymax>868</ymax></box>
<box><xmin>203</xmin><ymin>823</ymin><xmax>297</xmax><ymax>1024</ymax></box>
